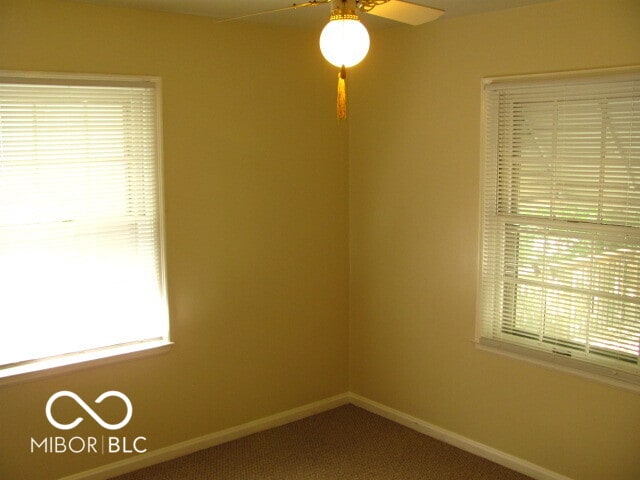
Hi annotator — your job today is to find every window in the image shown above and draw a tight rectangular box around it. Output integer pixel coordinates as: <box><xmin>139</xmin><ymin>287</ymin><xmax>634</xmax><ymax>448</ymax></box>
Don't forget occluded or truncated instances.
<box><xmin>0</xmin><ymin>72</ymin><xmax>169</xmax><ymax>381</ymax></box>
<box><xmin>477</xmin><ymin>68</ymin><xmax>640</xmax><ymax>387</ymax></box>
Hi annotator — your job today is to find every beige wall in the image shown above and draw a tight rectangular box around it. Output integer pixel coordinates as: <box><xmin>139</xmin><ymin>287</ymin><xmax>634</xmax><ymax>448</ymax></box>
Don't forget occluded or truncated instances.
<box><xmin>0</xmin><ymin>1</ymin><xmax>349</xmax><ymax>479</ymax></box>
<box><xmin>349</xmin><ymin>1</ymin><xmax>640</xmax><ymax>479</ymax></box>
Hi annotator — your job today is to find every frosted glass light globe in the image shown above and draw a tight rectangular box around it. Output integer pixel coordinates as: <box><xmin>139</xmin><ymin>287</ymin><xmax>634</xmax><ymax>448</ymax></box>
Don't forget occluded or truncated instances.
<box><xmin>319</xmin><ymin>18</ymin><xmax>370</xmax><ymax>68</ymax></box>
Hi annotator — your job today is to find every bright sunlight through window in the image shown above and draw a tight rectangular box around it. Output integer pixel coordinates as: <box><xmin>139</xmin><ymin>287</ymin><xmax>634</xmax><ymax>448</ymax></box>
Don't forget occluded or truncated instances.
<box><xmin>477</xmin><ymin>68</ymin><xmax>640</xmax><ymax>387</ymax></box>
<box><xmin>0</xmin><ymin>72</ymin><xmax>169</xmax><ymax>379</ymax></box>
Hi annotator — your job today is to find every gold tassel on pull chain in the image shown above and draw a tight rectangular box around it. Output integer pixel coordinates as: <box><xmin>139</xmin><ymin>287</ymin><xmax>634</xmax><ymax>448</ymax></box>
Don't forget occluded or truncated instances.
<box><xmin>337</xmin><ymin>65</ymin><xmax>347</xmax><ymax>119</ymax></box>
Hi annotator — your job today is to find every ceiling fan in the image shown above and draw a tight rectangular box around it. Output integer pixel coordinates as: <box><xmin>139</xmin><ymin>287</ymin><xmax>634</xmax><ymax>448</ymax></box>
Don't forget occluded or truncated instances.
<box><xmin>220</xmin><ymin>0</ymin><xmax>445</xmax><ymax>118</ymax></box>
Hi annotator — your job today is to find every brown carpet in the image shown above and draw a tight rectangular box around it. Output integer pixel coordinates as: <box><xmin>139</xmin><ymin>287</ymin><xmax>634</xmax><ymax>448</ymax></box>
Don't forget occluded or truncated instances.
<box><xmin>110</xmin><ymin>404</ymin><xmax>532</xmax><ymax>480</ymax></box>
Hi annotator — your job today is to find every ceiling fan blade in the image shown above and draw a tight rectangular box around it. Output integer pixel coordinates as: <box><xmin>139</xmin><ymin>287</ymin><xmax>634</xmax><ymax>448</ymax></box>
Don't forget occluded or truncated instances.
<box><xmin>364</xmin><ymin>0</ymin><xmax>444</xmax><ymax>25</ymax></box>
<box><xmin>216</xmin><ymin>0</ymin><xmax>331</xmax><ymax>23</ymax></box>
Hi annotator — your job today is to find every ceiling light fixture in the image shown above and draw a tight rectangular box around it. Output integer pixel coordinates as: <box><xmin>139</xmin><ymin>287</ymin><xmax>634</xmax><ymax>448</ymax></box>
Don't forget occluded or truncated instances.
<box><xmin>319</xmin><ymin>0</ymin><xmax>370</xmax><ymax>119</ymax></box>
<box><xmin>218</xmin><ymin>0</ymin><xmax>445</xmax><ymax>119</ymax></box>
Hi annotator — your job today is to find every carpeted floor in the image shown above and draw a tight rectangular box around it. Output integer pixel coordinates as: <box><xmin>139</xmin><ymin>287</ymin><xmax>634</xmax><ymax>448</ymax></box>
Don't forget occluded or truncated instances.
<box><xmin>110</xmin><ymin>404</ymin><xmax>533</xmax><ymax>479</ymax></box>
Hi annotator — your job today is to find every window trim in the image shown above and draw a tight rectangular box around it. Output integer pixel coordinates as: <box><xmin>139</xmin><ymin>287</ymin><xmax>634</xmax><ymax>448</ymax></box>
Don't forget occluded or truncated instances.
<box><xmin>0</xmin><ymin>341</ymin><xmax>173</xmax><ymax>387</ymax></box>
<box><xmin>0</xmin><ymin>70</ymin><xmax>172</xmax><ymax>385</ymax></box>
<box><xmin>475</xmin><ymin>65</ymin><xmax>640</xmax><ymax>392</ymax></box>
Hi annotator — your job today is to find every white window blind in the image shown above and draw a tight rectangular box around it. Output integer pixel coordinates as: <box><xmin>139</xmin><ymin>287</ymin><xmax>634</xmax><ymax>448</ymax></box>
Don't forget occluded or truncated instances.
<box><xmin>0</xmin><ymin>72</ymin><xmax>169</xmax><ymax>376</ymax></box>
<box><xmin>477</xmin><ymin>69</ymin><xmax>640</xmax><ymax>385</ymax></box>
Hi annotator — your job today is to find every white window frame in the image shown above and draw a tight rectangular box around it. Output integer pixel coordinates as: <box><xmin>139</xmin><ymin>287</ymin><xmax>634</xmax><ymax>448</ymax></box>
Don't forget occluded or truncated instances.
<box><xmin>476</xmin><ymin>66</ymin><xmax>640</xmax><ymax>391</ymax></box>
<box><xmin>0</xmin><ymin>71</ymin><xmax>171</xmax><ymax>385</ymax></box>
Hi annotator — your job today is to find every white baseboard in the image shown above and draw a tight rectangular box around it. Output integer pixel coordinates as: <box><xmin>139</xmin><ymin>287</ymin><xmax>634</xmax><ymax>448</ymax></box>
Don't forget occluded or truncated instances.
<box><xmin>59</xmin><ymin>391</ymin><xmax>570</xmax><ymax>480</ymax></box>
<box><xmin>59</xmin><ymin>393</ymin><xmax>350</xmax><ymax>480</ymax></box>
<box><xmin>347</xmin><ymin>393</ymin><xmax>572</xmax><ymax>480</ymax></box>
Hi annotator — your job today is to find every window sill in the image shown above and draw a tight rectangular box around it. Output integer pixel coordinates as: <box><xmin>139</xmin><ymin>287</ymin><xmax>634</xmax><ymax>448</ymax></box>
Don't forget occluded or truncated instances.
<box><xmin>0</xmin><ymin>340</ymin><xmax>173</xmax><ymax>387</ymax></box>
<box><xmin>475</xmin><ymin>338</ymin><xmax>640</xmax><ymax>394</ymax></box>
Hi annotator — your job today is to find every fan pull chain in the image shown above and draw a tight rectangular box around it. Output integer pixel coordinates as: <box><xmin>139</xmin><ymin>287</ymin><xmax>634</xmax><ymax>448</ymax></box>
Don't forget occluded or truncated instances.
<box><xmin>337</xmin><ymin>65</ymin><xmax>347</xmax><ymax>119</ymax></box>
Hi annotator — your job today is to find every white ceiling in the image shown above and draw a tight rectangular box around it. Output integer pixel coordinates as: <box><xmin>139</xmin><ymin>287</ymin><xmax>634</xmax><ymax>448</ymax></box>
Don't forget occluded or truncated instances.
<box><xmin>73</xmin><ymin>0</ymin><xmax>560</xmax><ymax>29</ymax></box>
